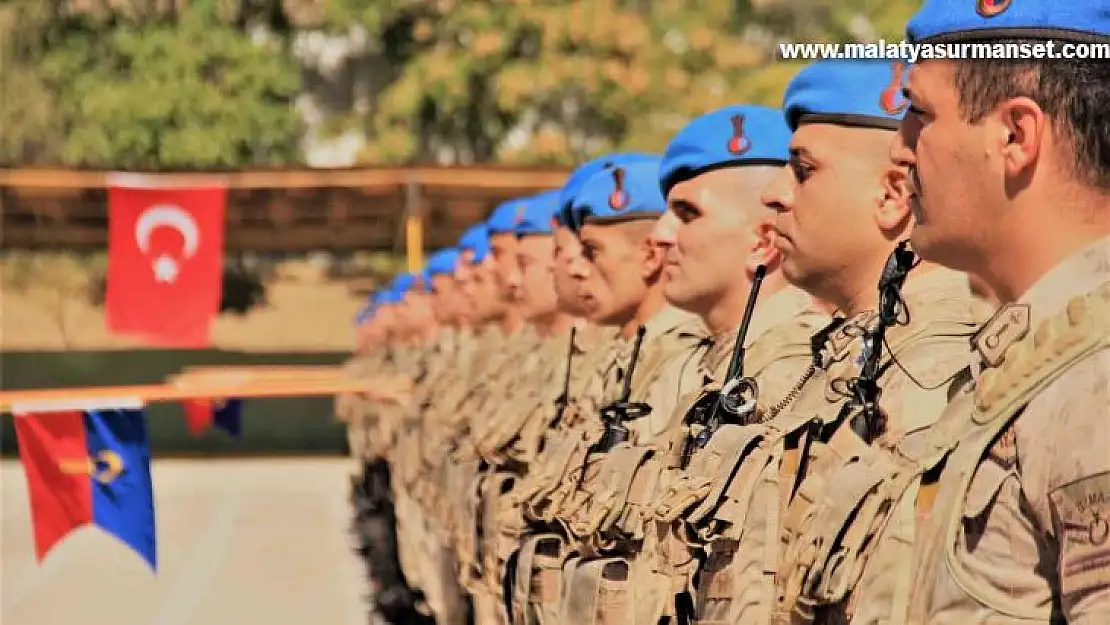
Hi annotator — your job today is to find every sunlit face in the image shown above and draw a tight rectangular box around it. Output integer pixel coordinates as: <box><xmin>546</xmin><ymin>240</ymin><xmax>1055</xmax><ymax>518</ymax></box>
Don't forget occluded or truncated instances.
<box><xmin>577</xmin><ymin>220</ymin><xmax>653</xmax><ymax>326</ymax></box>
<box><xmin>356</xmin><ymin>315</ymin><xmax>381</xmax><ymax>351</ymax></box>
<box><xmin>374</xmin><ymin>305</ymin><xmax>396</xmax><ymax>340</ymax></box>
<box><xmin>404</xmin><ymin>288</ymin><xmax>435</xmax><ymax>327</ymax></box>
<box><xmin>892</xmin><ymin>59</ymin><xmax>1000</xmax><ymax>271</ymax></box>
<box><xmin>553</xmin><ymin>224</ymin><xmax>592</xmax><ymax>316</ymax></box>
<box><xmin>662</xmin><ymin>167</ymin><xmax>769</xmax><ymax>315</ymax></box>
<box><xmin>431</xmin><ymin>273</ymin><xmax>462</xmax><ymax>325</ymax></box>
<box><xmin>761</xmin><ymin>123</ymin><xmax>899</xmax><ymax>299</ymax></box>
<box><xmin>516</xmin><ymin>234</ymin><xmax>559</xmax><ymax>321</ymax></box>
<box><xmin>459</xmin><ymin>256</ymin><xmax>503</xmax><ymax>323</ymax></box>
<box><xmin>489</xmin><ymin>232</ymin><xmax>523</xmax><ymax>303</ymax></box>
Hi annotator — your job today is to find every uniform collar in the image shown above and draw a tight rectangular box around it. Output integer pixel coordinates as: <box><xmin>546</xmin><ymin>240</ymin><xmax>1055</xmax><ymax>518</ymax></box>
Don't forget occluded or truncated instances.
<box><xmin>643</xmin><ymin>304</ymin><xmax>706</xmax><ymax>339</ymax></box>
<box><xmin>1018</xmin><ymin>235</ymin><xmax>1110</xmax><ymax>325</ymax></box>
<box><xmin>971</xmin><ymin>236</ymin><xmax>1109</xmax><ymax>374</ymax></box>
<box><xmin>902</xmin><ymin>265</ymin><xmax>972</xmax><ymax>304</ymax></box>
<box><xmin>702</xmin><ymin>286</ymin><xmax>820</xmax><ymax>380</ymax></box>
<box><xmin>744</xmin><ymin>286</ymin><xmax>815</xmax><ymax>348</ymax></box>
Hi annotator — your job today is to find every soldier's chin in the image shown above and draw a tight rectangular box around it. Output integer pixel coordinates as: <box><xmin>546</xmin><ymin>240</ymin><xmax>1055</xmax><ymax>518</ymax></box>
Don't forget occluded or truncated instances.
<box><xmin>662</xmin><ymin>282</ymin><xmax>698</xmax><ymax>312</ymax></box>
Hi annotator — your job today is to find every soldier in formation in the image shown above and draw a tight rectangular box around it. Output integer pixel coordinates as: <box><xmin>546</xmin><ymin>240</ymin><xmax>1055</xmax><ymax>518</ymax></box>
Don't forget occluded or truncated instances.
<box><xmin>340</xmin><ymin>1</ymin><xmax>1109</xmax><ymax>623</ymax></box>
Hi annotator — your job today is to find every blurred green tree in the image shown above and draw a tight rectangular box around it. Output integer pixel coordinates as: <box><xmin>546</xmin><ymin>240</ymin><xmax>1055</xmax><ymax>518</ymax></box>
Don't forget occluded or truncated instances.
<box><xmin>337</xmin><ymin>0</ymin><xmax>919</xmax><ymax>166</ymax></box>
<box><xmin>0</xmin><ymin>0</ymin><xmax>303</xmax><ymax>169</ymax></box>
<box><xmin>0</xmin><ymin>0</ymin><xmax>920</xmax><ymax>169</ymax></box>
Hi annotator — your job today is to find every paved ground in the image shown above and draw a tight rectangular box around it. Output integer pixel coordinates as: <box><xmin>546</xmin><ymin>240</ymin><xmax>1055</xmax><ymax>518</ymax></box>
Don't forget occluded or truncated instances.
<box><xmin>2</xmin><ymin>457</ymin><xmax>370</xmax><ymax>625</ymax></box>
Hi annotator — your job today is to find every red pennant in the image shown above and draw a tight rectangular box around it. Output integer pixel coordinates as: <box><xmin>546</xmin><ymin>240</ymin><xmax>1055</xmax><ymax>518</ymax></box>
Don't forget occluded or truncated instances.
<box><xmin>181</xmin><ymin>399</ymin><xmax>215</xmax><ymax>436</ymax></box>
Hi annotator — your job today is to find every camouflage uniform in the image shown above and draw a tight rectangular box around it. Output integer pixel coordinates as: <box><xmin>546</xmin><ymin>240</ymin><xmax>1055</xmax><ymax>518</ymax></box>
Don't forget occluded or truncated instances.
<box><xmin>900</xmin><ymin>238</ymin><xmax>1110</xmax><ymax>625</ymax></box>
<box><xmin>444</xmin><ymin>325</ymin><xmax>543</xmax><ymax>625</ymax></box>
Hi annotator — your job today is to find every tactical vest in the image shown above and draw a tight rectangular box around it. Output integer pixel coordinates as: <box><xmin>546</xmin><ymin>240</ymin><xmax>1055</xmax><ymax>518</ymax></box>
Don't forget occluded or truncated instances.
<box><xmin>554</xmin><ymin>325</ymin><xmax>701</xmax><ymax>547</ymax></box>
<box><xmin>779</xmin><ymin>284</ymin><xmax>1110</xmax><ymax>625</ymax></box>
<box><xmin>515</xmin><ymin>337</ymin><xmax>626</xmax><ymax>523</ymax></box>
<box><xmin>553</xmin><ymin>314</ymin><xmax>825</xmax><ymax>625</ymax></box>
<box><xmin>675</xmin><ymin>300</ymin><xmax>976</xmax><ymax>624</ymax></box>
<box><xmin>474</xmin><ymin>335</ymin><xmax>567</xmax><ymax>467</ymax></box>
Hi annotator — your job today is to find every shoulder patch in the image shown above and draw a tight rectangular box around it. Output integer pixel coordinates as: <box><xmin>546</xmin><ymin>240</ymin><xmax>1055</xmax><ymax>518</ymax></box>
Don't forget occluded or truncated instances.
<box><xmin>1050</xmin><ymin>470</ymin><xmax>1110</xmax><ymax>603</ymax></box>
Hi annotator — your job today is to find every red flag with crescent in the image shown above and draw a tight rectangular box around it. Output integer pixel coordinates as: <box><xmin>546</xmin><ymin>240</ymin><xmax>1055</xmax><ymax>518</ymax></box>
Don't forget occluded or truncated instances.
<box><xmin>106</xmin><ymin>184</ymin><xmax>226</xmax><ymax>348</ymax></box>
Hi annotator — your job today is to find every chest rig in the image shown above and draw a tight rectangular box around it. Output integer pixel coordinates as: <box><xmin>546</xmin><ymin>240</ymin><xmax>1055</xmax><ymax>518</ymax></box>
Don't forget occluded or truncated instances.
<box><xmin>675</xmin><ymin>246</ymin><xmax>980</xmax><ymax>624</ymax></box>
<box><xmin>555</xmin><ymin>322</ymin><xmax>701</xmax><ymax>551</ymax></box>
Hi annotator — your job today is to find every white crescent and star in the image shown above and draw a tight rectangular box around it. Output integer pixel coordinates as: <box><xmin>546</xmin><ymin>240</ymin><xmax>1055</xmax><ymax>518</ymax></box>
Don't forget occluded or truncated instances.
<box><xmin>133</xmin><ymin>204</ymin><xmax>201</xmax><ymax>284</ymax></box>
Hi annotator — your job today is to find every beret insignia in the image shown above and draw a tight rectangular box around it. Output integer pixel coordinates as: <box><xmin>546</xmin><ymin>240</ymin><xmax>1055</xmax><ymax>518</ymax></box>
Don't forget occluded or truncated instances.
<box><xmin>728</xmin><ymin>114</ymin><xmax>752</xmax><ymax>155</ymax></box>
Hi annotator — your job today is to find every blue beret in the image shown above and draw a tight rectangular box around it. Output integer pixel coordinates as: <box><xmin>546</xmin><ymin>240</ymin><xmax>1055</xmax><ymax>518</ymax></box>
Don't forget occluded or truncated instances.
<box><xmin>658</xmin><ymin>105</ymin><xmax>792</xmax><ymax>198</ymax></box>
<box><xmin>783</xmin><ymin>59</ymin><xmax>909</xmax><ymax>132</ymax></box>
<box><xmin>908</xmin><ymin>0</ymin><xmax>1109</xmax><ymax>44</ymax></box>
<box><xmin>390</xmin><ymin>272</ymin><xmax>418</xmax><ymax>295</ymax></box>
<box><xmin>375</xmin><ymin>289</ymin><xmax>401</xmax><ymax>306</ymax></box>
<box><xmin>557</xmin><ymin>153</ymin><xmax>659</xmax><ymax>228</ymax></box>
<box><xmin>515</xmin><ymin>190</ymin><xmax>561</xmax><ymax>237</ymax></box>
<box><xmin>457</xmin><ymin>224</ymin><xmax>492</xmax><ymax>263</ymax></box>
<box><xmin>487</xmin><ymin>197</ymin><xmax>530</xmax><ymax>234</ymax></box>
<box><xmin>425</xmin><ymin>248</ymin><xmax>461</xmax><ymax>277</ymax></box>
<box><xmin>572</xmin><ymin>160</ymin><xmax>667</xmax><ymax>227</ymax></box>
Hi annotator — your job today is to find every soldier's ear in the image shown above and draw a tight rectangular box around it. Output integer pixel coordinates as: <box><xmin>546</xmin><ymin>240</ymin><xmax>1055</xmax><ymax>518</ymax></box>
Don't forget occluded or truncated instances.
<box><xmin>747</xmin><ymin>220</ymin><xmax>781</xmax><ymax>275</ymax></box>
<box><xmin>642</xmin><ymin>235</ymin><xmax>666</xmax><ymax>280</ymax></box>
<box><xmin>993</xmin><ymin>96</ymin><xmax>1044</xmax><ymax>182</ymax></box>
<box><xmin>876</xmin><ymin>164</ymin><xmax>912</xmax><ymax>233</ymax></box>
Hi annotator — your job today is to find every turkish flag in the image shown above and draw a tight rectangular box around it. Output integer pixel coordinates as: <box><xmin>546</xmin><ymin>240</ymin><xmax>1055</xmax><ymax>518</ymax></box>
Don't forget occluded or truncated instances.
<box><xmin>106</xmin><ymin>186</ymin><xmax>226</xmax><ymax>348</ymax></box>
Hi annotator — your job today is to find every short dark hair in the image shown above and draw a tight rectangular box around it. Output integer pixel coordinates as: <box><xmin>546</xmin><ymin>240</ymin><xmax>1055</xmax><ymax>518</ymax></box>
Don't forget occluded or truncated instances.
<box><xmin>952</xmin><ymin>43</ymin><xmax>1110</xmax><ymax>191</ymax></box>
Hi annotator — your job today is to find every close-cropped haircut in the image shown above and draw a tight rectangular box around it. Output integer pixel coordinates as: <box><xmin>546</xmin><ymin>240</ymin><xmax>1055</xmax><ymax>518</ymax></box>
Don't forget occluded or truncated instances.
<box><xmin>951</xmin><ymin>44</ymin><xmax>1110</xmax><ymax>191</ymax></box>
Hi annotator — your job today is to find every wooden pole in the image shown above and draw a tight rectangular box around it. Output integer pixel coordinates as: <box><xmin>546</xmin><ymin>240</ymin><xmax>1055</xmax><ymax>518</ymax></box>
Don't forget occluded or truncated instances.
<box><xmin>404</xmin><ymin>177</ymin><xmax>425</xmax><ymax>272</ymax></box>
<box><xmin>0</xmin><ymin>380</ymin><xmax>409</xmax><ymax>413</ymax></box>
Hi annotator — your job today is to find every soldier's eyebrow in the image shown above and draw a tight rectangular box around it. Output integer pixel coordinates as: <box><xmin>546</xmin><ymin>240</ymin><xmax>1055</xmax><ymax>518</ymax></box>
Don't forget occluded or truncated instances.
<box><xmin>669</xmin><ymin>198</ymin><xmax>700</xmax><ymax>217</ymax></box>
<box><xmin>789</xmin><ymin>146</ymin><xmax>817</xmax><ymax>162</ymax></box>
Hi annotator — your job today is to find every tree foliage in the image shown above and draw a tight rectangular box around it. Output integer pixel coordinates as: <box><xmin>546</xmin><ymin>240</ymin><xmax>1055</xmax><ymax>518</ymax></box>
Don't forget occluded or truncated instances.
<box><xmin>1</xmin><ymin>0</ymin><xmax>303</xmax><ymax>170</ymax></box>
<box><xmin>340</xmin><ymin>0</ymin><xmax>920</xmax><ymax>165</ymax></box>
<box><xmin>1</xmin><ymin>0</ymin><xmax>921</xmax><ymax>169</ymax></box>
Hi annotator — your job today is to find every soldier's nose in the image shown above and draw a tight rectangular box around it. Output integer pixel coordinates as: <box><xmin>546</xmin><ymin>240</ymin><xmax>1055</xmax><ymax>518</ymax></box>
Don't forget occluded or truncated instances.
<box><xmin>650</xmin><ymin>212</ymin><xmax>678</xmax><ymax>247</ymax></box>
<box><xmin>761</xmin><ymin>164</ymin><xmax>793</xmax><ymax>214</ymax></box>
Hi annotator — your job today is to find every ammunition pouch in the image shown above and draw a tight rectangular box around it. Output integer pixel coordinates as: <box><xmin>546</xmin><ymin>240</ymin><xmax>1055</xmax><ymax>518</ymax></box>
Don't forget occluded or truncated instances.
<box><xmin>561</xmin><ymin>555</ymin><xmax>671</xmax><ymax>625</ymax></box>
<box><xmin>561</xmin><ymin>444</ymin><xmax>657</xmax><ymax>546</ymax></box>
<box><xmin>654</xmin><ymin>423</ymin><xmax>768</xmax><ymax>534</ymax></box>
<box><xmin>513</xmin><ymin>533</ymin><xmax>568</xmax><ymax>625</ymax></box>
<box><xmin>520</xmin><ymin>420</ymin><xmax>603</xmax><ymax>523</ymax></box>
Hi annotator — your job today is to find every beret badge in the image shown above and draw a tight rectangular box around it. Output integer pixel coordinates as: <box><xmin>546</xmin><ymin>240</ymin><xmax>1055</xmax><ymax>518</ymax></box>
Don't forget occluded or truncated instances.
<box><xmin>728</xmin><ymin>114</ymin><xmax>752</xmax><ymax>155</ymax></box>
<box><xmin>977</xmin><ymin>0</ymin><xmax>1013</xmax><ymax>18</ymax></box>
<box><xmin>608</xmin><ymin>167</ymin><xmax>630</xmax><ymax>211</ymax></box>
<box><xmin>880</xmin><ymin>62</ymin><xmax>909</xmax><ymax>115</ymax></box>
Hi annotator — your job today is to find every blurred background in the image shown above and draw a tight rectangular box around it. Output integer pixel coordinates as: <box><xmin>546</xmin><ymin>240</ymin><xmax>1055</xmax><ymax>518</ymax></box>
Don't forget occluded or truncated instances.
<box><xmin>1</xmin><ymin>0</ymin><xmax>919</xmax><ymax>352</ymax></box>
<box><xmin>0</xmin><ymin>0</ymin><xmax>917</xmax><ymax>453</ymax></box>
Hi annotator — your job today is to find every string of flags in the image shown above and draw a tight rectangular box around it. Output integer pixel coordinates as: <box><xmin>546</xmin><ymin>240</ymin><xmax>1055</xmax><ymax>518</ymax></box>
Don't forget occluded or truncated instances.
<box><xmin>3</xmin><ymin>366</ymin><xmax>411</xmax><ymax>571</ymax></box>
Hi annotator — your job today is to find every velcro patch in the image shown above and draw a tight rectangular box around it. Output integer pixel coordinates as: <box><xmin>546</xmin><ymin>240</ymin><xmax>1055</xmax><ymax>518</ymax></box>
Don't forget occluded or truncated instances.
<box><xmin>1050</xmin><ymin>470</ymin><xmax>1110</xmax><ymax>603</ymax></box>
